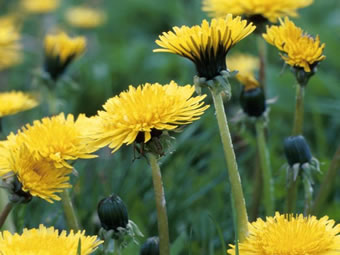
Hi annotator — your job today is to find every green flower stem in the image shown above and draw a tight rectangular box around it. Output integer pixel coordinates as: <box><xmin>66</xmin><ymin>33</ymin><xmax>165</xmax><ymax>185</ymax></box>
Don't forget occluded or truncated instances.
<box><xmin>0</xmin><ymin>202</ymin><xmax>14</xmax><ymax>230</ymax></box>
<box><xmin>255</xmin><ymin>120</ymin><xmax>274</xmax><ymax>216</ymax></box>
<box><xmin>61</xmin><ymin>190</ymin><xmax>80</xmax><ymax>231</ymax></box>
<box><xmin>113</xmin><ymin>239</ymin><xmax>121</xmax><ymax>255</ymax></box>
<box><xmin>147</xmin><ymin>153</ymin><xmax>170</xmax><ymax>255</ymax></box>
<box><xmin>286</xmin><ymin>178</ymin><xmax>298</xmax><ymax>213</ymax></box>
<box><xmin>0</xmin><ymin>190</ymin><xmax>15</xmax><ymax>231</ymax></box>
<box><xmin>210</xmin><ymin>88</ymin><xmax>248</xmax><ymax>242</ymax></box>
<box><xmin>302</xmin><ymin>175</ymin><xmax>313</xmax><ymax>215</ymax></box>
<box><xmin>292</xmin><ymin>85</ymin><xmax>305</xmax><ymax>135</ymax></box>
<box><xmin>257</xmin><ymin>37</ymin><xmax>267</xmax><ymax>90</ymax></box>
<box><xmin>312</xmin><ymin>145</ymin><xmax>340</xmax><ymax>215</ymax></box>
<box><xmin>249</xmin><ymin>162</ymin><xmax>262</xmax><ymax>221</ymax></box>
<box><xmin>286</xmin><ymin>84</ymin><xmax>305</xmax><ymax>213</ymax></box>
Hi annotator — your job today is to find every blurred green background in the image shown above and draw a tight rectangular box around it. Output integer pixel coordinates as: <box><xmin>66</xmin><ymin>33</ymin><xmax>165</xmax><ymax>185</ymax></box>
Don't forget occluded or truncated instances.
<box><xmin>1</xmin><ymin>0</ymin><xmax>339</xmax><ymax>254</ymax></box>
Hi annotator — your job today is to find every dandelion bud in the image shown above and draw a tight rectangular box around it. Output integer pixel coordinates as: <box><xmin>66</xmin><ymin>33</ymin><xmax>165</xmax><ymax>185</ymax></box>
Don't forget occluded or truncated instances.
<box><xmin>140</xmin><ymin>237</ymin><xmax>160</xmax><ymax>255</ymax></box>
<box><xmin>44</xmin><ymin>32</ymin><xmax>86</xmax><ymax>81</ymax></box>
<box><xmin>284</xmin><ymin>135</ymin><xmax>312</xmax><ymax>166</ymax></box>
<box><xmin>240</xmin><ymin>87</ymin><xmax>266</xmax><ymax>117</ymax></box>
<box><xmin>97</xmin><ymin>194</ymin><xmax>129</xmax><ymax>232</ymax></box>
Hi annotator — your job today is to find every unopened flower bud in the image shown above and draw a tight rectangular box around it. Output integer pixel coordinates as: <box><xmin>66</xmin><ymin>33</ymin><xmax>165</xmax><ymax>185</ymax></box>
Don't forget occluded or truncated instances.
<box><xmin>140</xmin><ymin>237</ymin><xmax>160</xmax><ymax>255</ymax></box>
<box><xmin>97</xmin><ymin>194</ymin><xmax>128</xmax><ymax>232</ymax></box>
<box><xmin>240</xmin><ymin>87</ymin><xmax>266</xmax><ymax>117</ymax></box>
<box><xmin>284</xmin><ymin>135</ymin><xmax>312</xmax><ymax>166</ymax></box>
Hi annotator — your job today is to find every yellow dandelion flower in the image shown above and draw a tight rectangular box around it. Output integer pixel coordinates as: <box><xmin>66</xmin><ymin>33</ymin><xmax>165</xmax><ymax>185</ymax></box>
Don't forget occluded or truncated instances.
<box><xmin>227</xmin><ymin>54</ymin><xmax>259</xmax><ymax>90</ymax></box>
<box><xmin>154</xmin><ymin>15</ymin><xmax>255</xmax><ymax>80</ymax></box>
<box><xmin>65</xmin><ymin>7</ymin><xmax>106</xmax><ymax>29</ymax></box>
<box><xmin>0</xmin><ymin>91</ymin><xmax>38</xmax><ymax>118</ymax></box>
<box><xmin>0</xmin><ymin>224</ymin><xmax>103</xmax><ymax>254</ymax></box>
<box><xmin>263</xmin><ymin>17</ymin><xmax>325</xmax><ymax>72</ymax></box>
<box><xmin>227</xmin><ymin>212</ymin><xmax>340</xmax><ymax>255</ymax></box>
<box><xmin>93</xmin><ymin>81</ymin><xmax>209</xmax><ymax>153</ymax></box>
<box><xmin>0</xmin><ymin>139</ymin><xmax>72</xmax><ymax>202</ymax></box>
<box><xmin>203</xmin><ymin>0</ymin><xmax>313</xmax><ymax>23</ymax></box>
<box><xmin>14</xmin><ymin>113</ymin><xmax>98</xmax><ymax>169</ymax></box>
<box><xmin>0</xmin><ymin>20</ymin><xmax>21</xmax><ymax>70</ymax></box>
<box><xmin>21</xmin><ymin>0</ymin><xmax>60</xmax><ymax>14</ymax></box>
<box><xmin>44</xmin><ymin>32</ymin><xmax>86</xmax><ymax>80</ymax></box>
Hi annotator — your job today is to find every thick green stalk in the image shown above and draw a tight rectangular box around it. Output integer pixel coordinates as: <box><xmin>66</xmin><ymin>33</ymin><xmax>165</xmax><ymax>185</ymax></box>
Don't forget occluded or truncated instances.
<box><xmin>303</xmin><ymin>176</ymin><xmax>313</xmax><ymax>215</ymax></box>
<box><xmin>0</xmin><ymin>190</ymin><xmax>15</xmax><ymax>231</ymax></box>
<box><xmin>292</xmin><ymin>85</ymin><xmax>305</xmax><ymax>135</ymax></box>
<box><xmin>255</xmin><ymin>120</ymin><xmax>274</xmax><ymax>216</ymax></box>
<box><xmin>147</xmin><ymin>153</ymin><xmax>170</xmax><ymax>255</ymax></box>
<box><xmin>210</xmin><ymin>89</ymin><xmax>248</xmax><ymax>242</ymax></box>
<box><xmin>286</xmin><ymin>84</ymin><xmax>305</xmax><ymax>213</ymax></box>
<box><xmin>286</xmin><ymin>179</ymin><xmax>298</xmax><ymax>213</ymax></box>
<box><xmin>312</xmin><ymin>146</ymin><xmax>340</xmax><ymax>215</ymax></box>
<box><xmin>0</xmin><ymin>202</ymin><xmax>14</xmax><ymax>230</ymax></box>
<box><xmin>257</xmin><ymin>37</ymin><xmax>267</xmax><ymax>91</ymax></box>
<box><xmin>61</xmin><ymin>190</ymin><xmax>80</xmax><ymax>231</ymax></box>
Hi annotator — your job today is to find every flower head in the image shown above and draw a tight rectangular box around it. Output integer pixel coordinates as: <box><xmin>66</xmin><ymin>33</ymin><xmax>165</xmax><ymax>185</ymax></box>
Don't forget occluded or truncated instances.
<box><xmin>154</xmin><ymin>15</ymin><xmax>255</xmax><ymax>80</ymax></box>
<box><xmin>203</xmin><ymin>0</ymin><xmax>313</xmax><ymax>23</ymax></box>
<box><xmin>0</xmin><ymin>224</ymin><xmax>102</xmax><ymax>254</ymax></box>
<box><xmin>93</xmin><ymin>81</ymin><xmax>209</xmax><ymax>153</ymax></box>
<box><xmin>21</xmin><ymin>0</ymin><xmax>60</xmax><ymax>14</ymax></box>
<box><xmin>0</xmin><ymin>19</ymin><xmax>21</xmax><ymax>70</ymax></box>
<box><xmin>44</xmin><ymin>32</ymin><xmax>86</xmax><ymax>80</ymax></box>
<box><xmin>0</xmin><ymin>91</ymin><xmax>38</xmax><ymax>118</ymax></box>
<box><xmin>16</xmin><ymin>113</ymin><xmax>98</xmax><ymax>169</ymax></box>
<box><xmin>65</xmin><ymin>7</ymin><xmax>106</xmax><ymax>29</ymax></box>
<box><xmin>227</xmin><ymin>53</ymin><xmax>259</xmax><ymax>90</ymax></box>
<box><xmin>1</xmin><ymin>142</ymin><xmax>72</xmax><ymax>202</ymax></box>
<box><xmin>228</xmin><ymin>212</ymin><xmax>340</xmax><ymax>255</ymax></box>
<box><xmin>263</xmin><ymin>17</ymin><xmax>325</xmax><ymax>73</ymax></box>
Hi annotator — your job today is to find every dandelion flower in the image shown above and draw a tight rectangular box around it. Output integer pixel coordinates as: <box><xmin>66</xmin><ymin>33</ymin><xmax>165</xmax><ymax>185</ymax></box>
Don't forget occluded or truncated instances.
<box><xmin>227</xmin><ymin>53</ymin><xmax>259</xmax><ymax>90</ymax></box>
<box><xmin>44</xmin><ymin>32</ymin><xmax>86</xmax><ymax>80</ymax></box>
<box><xmin>0</xmin><ymin>140</ymin><xmax>72</xmax><ymax>202</ymax></box>
<box><xmin>16</xmin><ymin>113</ymin><xmax>98</xmax><ymax>169</ymax></box>
<box><xmin>203</xmin><ymin>0</ymin><xmax>313</xmax><ymax>23</ymax></box>
<box><xmin>0</xmin><ymin>20</ymin><xmax>21</xmax><ymax>70</ymax></box>
<box><xmin>263</xmin><ymin>17</ymin><xmax>325</xmax><ymax>73</ymax></box>
<box><xmin>21</xmin><ymin>0</ymin><xmax>60</xmax><ymax>14</ymax></box>
<box><xmin>65</xmin><ymin>7</ymin><xmax>106</xmax><ymax>29</ymax></box>
<box><xmin>154</xmin><ymin>15</ymin><xmax>255</xmax><ymax>80</ymax></box>
<box><xmin>93</xmin><ymin>81</ymin><xmax>209</xmax><ymax>153</ymax></box>
<box><xmin>0</xmin><ymin>91</ymin><xmax>38</xmax><ymax>118</ymax></box>
<box><xmin>227</xmin><ymin>212</ymin><xmax>340</xmax><ymax>255</ymax></box>
<box><xmin>0</xmin><ymin>224</ymin><xmax>103</xmax><ymax>254</ymax></box>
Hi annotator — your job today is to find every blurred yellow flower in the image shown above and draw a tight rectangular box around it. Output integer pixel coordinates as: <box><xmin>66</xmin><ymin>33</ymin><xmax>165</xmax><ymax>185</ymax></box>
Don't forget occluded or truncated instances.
<box><xmin>227</xmin><ymin>54</ymin><xmax>259</xmax><ymax>90</ymax></box>
<box><xmin>93</xmin><ymin>81</ymin><xmax>209</xmax><ymax>153</ymax></box>
<box><xmin>0</xmin><ymin>20</ymin><xmax>21</xmax><ymax>70</ymax></box>
<box><xmin>17</xmin><ymin>113</ymin><xmax>98</xmax><ymax>169</ymax></box>
<box><xmin>203</xmin><ymin>0</ymin><xmax>313</xmax><ymax>23</ymax></box>
<box><xmin>0</xmin><ymin>91</ymin><xmax>38</xmax><ymax>118</ymax></box>
<box><xmin>21</xmin><ymin>0</ymin><xmax>60</xmax><ymax>14</ymax></box>
<box><xmin>263</xmin><ymin>17</ymin><xmax>325</xmax><ymax>72</ymax></box>
<box><xmin>227</xmin><ymin>212</ymin><xmax>340</xmax><ymax>255</ymax></box>
<box><xmin>44</xmin><ymin>32</ymin><xmax>86</xmax><ymax>80</ymax></box>
<box><xmin>65</xmin><ymin>7</ymin><xmax>106</xmax><ymax>29</ymax></box>
<box><xmin>154</xmin><ymin>15</ymin><xmax>255</xmax><ymax>80</ymax></box>
<box><xmin>0</xmin><ymin>225</ymin><xmax>102</xmax><ymax>253</ymax></box>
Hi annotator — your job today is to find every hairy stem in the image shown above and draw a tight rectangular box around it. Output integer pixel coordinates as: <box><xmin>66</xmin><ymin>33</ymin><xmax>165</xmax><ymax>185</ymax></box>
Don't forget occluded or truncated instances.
<box><xmin>0</xmin><ymin>202</ymin><xmax>14</xmax><ymax>230</ymax></box>
<box><xmin>257</xmin><ymin>37</ymin><xmax>267</xmax><ymax>91</ymax></box>
<box><xmin>255</xmin><ymin>120</ymin><xmax>274</xmax><ymax>216</ymax></box>
<box><xmin>147</xmin><ymin>153</ymin><xmax>170</xmax><ymax>255</ymax></box>
<box><xmin>210</xmin><ymin>88</ymin><xmax>248</xmax><ymax>241</ymax></box>
<box><xmin>61</xmin><ymin>190</ymin><xmax>80</xmax><ymax>231</ymax></box>
<box><xmin>292</xmin><ymin>85</ymin><xmax>305</xmax><ymax>135</ymax></box>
